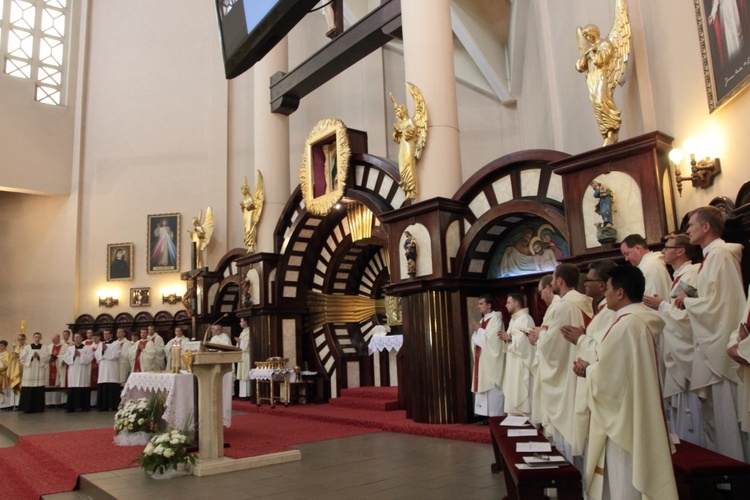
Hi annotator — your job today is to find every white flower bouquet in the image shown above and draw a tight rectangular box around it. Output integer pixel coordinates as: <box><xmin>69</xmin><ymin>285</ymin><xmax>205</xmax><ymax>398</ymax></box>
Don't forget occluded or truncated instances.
<box><xmin>133</xmin><ymin>429</ymin><xmax>195</xmax><ymax>476</ymax></box>
<box><xmin>114</xmin><ymin>398</ymin><xmax>154</xmax><ymax>434</ymax></box>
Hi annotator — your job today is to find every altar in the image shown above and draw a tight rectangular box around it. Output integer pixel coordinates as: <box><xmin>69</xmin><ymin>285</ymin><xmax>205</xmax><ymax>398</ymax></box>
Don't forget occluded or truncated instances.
<box><xmin>121</xmin><ymin>372</ymin><xmax>232</xmax><ymax>430</ymax></box>
<box><xmin>368</xmin><ymin>334</ymin><xmax>402</xmax><ymax>388</ymax></box>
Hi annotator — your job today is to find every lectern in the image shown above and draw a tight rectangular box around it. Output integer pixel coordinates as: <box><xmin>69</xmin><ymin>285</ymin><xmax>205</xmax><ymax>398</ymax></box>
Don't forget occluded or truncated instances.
<box><xmin>191</xmin><ymin>350</ymin><xmax>241</xmax><ymax>461</ymax></box>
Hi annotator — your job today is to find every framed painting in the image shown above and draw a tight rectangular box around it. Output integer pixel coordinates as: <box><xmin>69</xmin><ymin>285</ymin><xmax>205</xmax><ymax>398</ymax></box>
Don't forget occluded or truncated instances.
<box><xmin>299</xmin><ymin>118</ymin><xmax>351</xmax><ymax>216</ymax></box>
<box><xmin>147</xmin><ymin>213</ymin><xmax>180</xmax><ymax>274</ymax></box>
<box><xmin>695</xmin><ymin>0</ymin><xmax>750</xmax><ymax>111</ymax></box>
<box><xmin>106</xmin><ymin>242</ymin><xmax>134</xmax><ymax>281</ymax></box>
<box><xmin>130</xmin><ymin>287</ymin><xmax>151</xmax><ymax>307</ymax></box>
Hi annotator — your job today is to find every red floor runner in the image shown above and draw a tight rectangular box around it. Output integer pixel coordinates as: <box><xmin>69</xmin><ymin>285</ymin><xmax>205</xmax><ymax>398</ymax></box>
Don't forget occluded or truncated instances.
<box><xmin>0</xmin><ymin>412</ymin><xmax>381</xmax><ymax>499</ymax></box>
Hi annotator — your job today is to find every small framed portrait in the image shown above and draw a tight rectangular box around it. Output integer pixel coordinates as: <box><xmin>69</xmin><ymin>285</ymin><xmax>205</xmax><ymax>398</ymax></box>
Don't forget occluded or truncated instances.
<box><xmin>130</xmin><ymin>287</ymin><xmax>151</xmax><ymax>307</ymax></box>
<box><xmin>107</xmin><ymin>243</ymin><xmax>134</xmax><ymax>281</ymax></box>
<box><xmin>147</xmin><ymin>213</ymin><xmax>180</xmax><ymax>274</ymax></box>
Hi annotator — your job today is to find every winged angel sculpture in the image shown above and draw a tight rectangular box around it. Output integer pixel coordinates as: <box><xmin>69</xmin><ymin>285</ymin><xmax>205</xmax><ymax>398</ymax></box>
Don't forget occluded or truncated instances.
<box><xmin>575</xmin><ymin>0</ymin><xmax>631</xmax><ymax>146</ymax></box>
<box><xmin>240</xmin><ymin>171</ymin><xmax>264</xmax><ymax>253</ymax></box>
<box><xmin>188</xmin><ymin>207</ymin><xmax>214</xmax><ymax>269</ymax></box>
<box><xmin>390</xmin><ymin>82</ymin><xmax>427</xmax><ymax>199</ymax></box>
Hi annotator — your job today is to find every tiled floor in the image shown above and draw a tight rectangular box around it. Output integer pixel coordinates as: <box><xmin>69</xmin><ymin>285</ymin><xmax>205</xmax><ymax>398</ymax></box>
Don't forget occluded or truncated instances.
<box><xmin>0</xmin><ymin>407</ymin><xmax>506</xmax><ymax>499</ymax></box>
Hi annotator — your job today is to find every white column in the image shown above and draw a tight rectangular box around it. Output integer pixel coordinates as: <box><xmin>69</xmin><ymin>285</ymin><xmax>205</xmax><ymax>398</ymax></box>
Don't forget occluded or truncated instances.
<box><xmin>400</xmin><ymin>0</ymin><xmax>462</xmax><ymax>201</ymax></box>
<box><xmin>253</xmin><ymin>39</ymin><xmax>290</xmax><ymax>253</ymax></box>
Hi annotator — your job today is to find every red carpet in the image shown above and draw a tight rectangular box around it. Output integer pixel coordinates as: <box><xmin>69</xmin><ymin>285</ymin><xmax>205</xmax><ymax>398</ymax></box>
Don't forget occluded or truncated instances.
<box><xmin>0</xmin><ymin>412</ymin><xmax>381</xmax><ymax>499</ymax></box>
<box><xmin>0</xmin><ymin>387</ymin><xmax>491</xmax><ymax>498</ymax></box>
<box><xmin>329</xmin><ymin>386</ymin><xmax>401</xmax><ymax>411</ymax></box>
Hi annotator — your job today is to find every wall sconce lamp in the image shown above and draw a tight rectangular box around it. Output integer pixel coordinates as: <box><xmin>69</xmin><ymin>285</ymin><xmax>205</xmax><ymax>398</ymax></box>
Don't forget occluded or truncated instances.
<box><xmin>99</xmin><ymin>296</ymin><xmax>118</xmax><ymax>308</ymax></box>
<box><xmin>668</xmin><ymin>147</ymin><xmax>722</xmax><ymax>197</ymax></box>
<box><xmin>162</xmin><ymin>292</ymin><xmax>182</xmax><ymax>305</ymax></box>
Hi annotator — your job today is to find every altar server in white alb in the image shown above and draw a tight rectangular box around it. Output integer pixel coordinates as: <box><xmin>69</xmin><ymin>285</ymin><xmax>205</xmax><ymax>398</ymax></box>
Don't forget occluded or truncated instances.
<box><xmin>560</xmin><ymin>259</ymin><xmax>618</xmax><ymax>456</ymax></box>
<box><xmin>129</xmin><ymin>327</ymin><xmax>164</xmax><ymax>373</ymax></box>
<box><xmin>643</xmin><ymin>234</ymin><xmax>704</xmax><ymax>446</ymax></box>
<box><xmin>234</xmin><ymin>318</ymin><xmax>252</xmax><ymax>398</ymax></box>
<box><xmin>115</xmin><ymin>328</ymin><xmax>132</xmax><ymax>384</ymax></box>
<box><xmin>679</xmin><ymin>206</ymin><xmax>747</xmax><ymax>460</ymax></box>
<box><xmin>728</xmin><ymin>285</ymin><xmax>750</xmax><ymax>458</ymax></box>
<box><xmin>537</xmin><ymin>263</ymin><xmax>593</xmax><ymax>463</ymax></box>
<box><xmin>209</xmin><ymin>324</ymin><xmax>232</xmax><ymax>346</ymax></box>
<box><xmin>498</xmin><ymin>293</ymin><xmax>535</xmax><ymax>417</ymax></box>
<box><xmin>470</xmin><ymin>294</ymin><xmax>505</xmax><ymax>424</ymax></box>
<box><xmin>19</xmin><ymin>332</ymin><xmax>51</xmax><ymax>413</ymax></box>
<box><xmin>574</xmin><ymin>265</ymin><xmax>677</xmax><ymax>500</ymax></box>
<box><xmin>65</xmin><ymin>332</ymin><xmax>95</xmax><ymax>412</ymax></box>
<box><xmin>94</xmin><ymin>330</ymin><xmax>121</xmax><ymax>411</ymax></box>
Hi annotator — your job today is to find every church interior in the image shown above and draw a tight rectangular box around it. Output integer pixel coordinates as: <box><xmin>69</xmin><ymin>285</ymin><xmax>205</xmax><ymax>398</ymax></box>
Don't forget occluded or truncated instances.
<box><xmin>2</xmin><ymin>0</ymin><xmax>750</xmax><ymax>497</ymax></box>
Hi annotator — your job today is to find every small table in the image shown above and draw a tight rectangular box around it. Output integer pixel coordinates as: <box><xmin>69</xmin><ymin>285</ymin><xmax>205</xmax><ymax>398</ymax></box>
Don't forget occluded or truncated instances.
<box><xmin>121</xmin><ymin>371</ymin><xmax>232</xmax><ymax>430</ymax></box>
<box><xmin>249</xmin><ymin>368</ymin><xmax>296</xmax><ymax>408</ymax></box>
<box><xmin>488</xmin><ymin>417</ymin><xmax>582</xmax><ymax>500</ymax></box>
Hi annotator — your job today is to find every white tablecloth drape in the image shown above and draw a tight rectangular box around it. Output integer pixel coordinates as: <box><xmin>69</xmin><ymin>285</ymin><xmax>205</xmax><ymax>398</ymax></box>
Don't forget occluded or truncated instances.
<box><xmin>249</xmin><ymin>368</ymin><xmax>297</xmax><ymax>383</ymax></box>
<box><xmin>121</xmin><ymin>372</ymin><xmax>232</xmax><ymax>430</ymax></box>
<box><xmin>368</xmin><ymin>335</ymin><xmax>403</xmax><ymax>355</ymax></box>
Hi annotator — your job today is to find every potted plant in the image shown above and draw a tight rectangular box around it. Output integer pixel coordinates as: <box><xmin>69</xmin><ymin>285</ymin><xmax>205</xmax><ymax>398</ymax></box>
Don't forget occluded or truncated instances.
<box><xmin>133</xmin><ymin>429</ymin><xmax>195</xmax><ymax>479</ymax></box>
<box><xmin>113</xmin><ymin>397</ymin><xmax>157</xmax><ymax>446</ymax></box>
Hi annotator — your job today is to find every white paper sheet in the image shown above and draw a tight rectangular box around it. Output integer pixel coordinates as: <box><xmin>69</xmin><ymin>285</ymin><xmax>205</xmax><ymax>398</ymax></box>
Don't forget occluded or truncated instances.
<box><xmin>500</xmin><ymin>415</ymin><xmax>530</xmax><ymax>426</ymax></box>
<box><xmin>507</xmin><ymin>429</ymin><xmax>538</xmax><ymax>437</ymax></box>
<box><xmin>516</xmin><ymin>442</ymin><xmax>552</xmax><ymax>453</ymax></box>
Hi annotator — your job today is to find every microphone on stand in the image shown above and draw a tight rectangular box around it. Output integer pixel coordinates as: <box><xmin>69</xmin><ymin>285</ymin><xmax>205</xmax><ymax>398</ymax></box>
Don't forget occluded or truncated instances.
<box><xmin>203</xmin><ymin>313</ymin><xmax>229</xmax><ymax>347</ymax></box>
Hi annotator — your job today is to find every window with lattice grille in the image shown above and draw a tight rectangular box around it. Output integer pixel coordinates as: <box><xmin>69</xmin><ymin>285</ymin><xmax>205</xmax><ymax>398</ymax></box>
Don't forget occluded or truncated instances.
<box><xmin>0</xmin><ymin>0</ymin><xmax>70</xmax><ymax>106</ymax></box>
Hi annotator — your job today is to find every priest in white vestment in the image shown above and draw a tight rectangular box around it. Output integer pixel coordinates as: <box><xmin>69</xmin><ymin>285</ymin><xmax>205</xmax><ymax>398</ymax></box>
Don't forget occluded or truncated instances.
<box><xmin>209</xmin><ymin>324</ymin><xmax>232</xmax><ymax>346</ymax></box>
<box><xmin>528</xmin><ymin>274</ymin><xmax>559</xmax><ymax>427</ymax></box>
<box><xmin>680</xmin><ymin>207</ymin><xmax>746</xmax><ymax>460</ymax></box>
<box><xmin>561</xmin><ymin>260</ymin><xmax>618</xmax><ymax>457</ymax></box>
<box><xmin>147</xmin><ymin>326</ymin><xmax>166</xmax><ymax>370</ymax></box>
<box><xmin>575</xmin><ymin>265</ymin><xmax>677</xmax><ymax>500</ymax></box>
<box><xmin>45</xmin><ymin>333</ymin><xmax>67</xmax><ymax>407</ymax></box>
<box><xmin>499</xmin><ymin>293</ymin><xmax>535</xmax><ymax>416</ymax></box>
<box><xmin>728</xmin><ymin>285</ymin><xmax>750</xmax><ymax>462</ymax></box>
<box><xmin>470</xmin><ymin>294</ymin><xmax>506</xmax><ymax>422</ymax></box>
<box><xmin>65</xmin><ymin>332</ymin><xmax>95</xmax><ymax>412</ymax></box>
<box><xmin>643</xmin><ymin>234</ymin><xmax>704</xmax><ymax>446</ymax></box>
<box><xmin>115</xmin><ymin>328</ymin><xmax>132</xmax><ymax>384</ymax></box>
<box><xmin>234</xmin><ymin>318</ymin><xmax>252</xmax><ymax>398</ymax></box>
<box><xmin>19</xmin><ymin>332</ymin><xmax>51</xmax><ymax>413</ymax></box>
<box><xmin>620</xmin><ymin>234</ymin><xmax>672</xmax><ymax>299</ymax></box>
<box><xmin>164</xmin><ymin>326</ymin><xmax>189</xmax><ymax>370</ymax></box>
<box><xmin>536</xmin><ymin>264</ymin><xmax>593</xmax><ymax>462</ymax></box>
<box><xmin>129</xmin><ymin>327</ymin><xmax>164</xmax><ymax>373</ymax></box>
<box><xmin>95</xmin><ymin>330</ymin><xmax>121</xmax><ymax>411</ymax></box>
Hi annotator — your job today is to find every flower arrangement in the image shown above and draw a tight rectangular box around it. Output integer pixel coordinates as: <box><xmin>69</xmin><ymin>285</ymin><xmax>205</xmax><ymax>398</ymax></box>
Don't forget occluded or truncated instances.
<box><xmin>114</xmin><ymin>397</ymin><xmax>155</xmax><ymax>434</ymax></box>
<box><xmin>133</xmin><ymin>429</ymin><xmax>195</xmax><ymax>476</ymax></box>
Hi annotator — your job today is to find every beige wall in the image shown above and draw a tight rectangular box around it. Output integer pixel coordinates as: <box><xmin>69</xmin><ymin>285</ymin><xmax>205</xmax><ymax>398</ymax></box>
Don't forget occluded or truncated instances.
<box><xmin>2</xmin><ymin>0</ymin><xmax>750</xmax><ymax>341</ymax></box>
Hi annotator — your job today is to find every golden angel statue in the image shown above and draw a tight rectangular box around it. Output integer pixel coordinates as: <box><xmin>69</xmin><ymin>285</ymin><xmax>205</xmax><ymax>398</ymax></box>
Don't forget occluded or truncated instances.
<box><xmin>575</xmin><ymin>0</ymin><xmax>630</xmax><ymax>146</ymax></box>
<box><xmin>188</xmin><ymin>207</ymin><xmax>214</xmax><ymax>269</ymax></box>
<box><xmin>390</xmin><ymin>82</ymin><xmax>427</xmax><ymax>199</ymax></box>
<box><xmin>240</xmin><ymin>171</ymin><xmax>264</xmax><ymax>253</ymax></box>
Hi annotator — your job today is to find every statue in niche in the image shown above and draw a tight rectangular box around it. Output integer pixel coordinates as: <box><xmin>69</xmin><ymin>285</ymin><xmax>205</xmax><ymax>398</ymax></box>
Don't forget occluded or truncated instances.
<box><xmin>187</xmin><ymin>207</ymin><xmax>213</xmax><ymax>269</ymax></box>
<box><xmin>575</xmin><ymin>0</ymin><xmax>630</xmax><ymax>146</ymax></box>
<box><xmin>390</xmin><ymin>82</ymin><xmax>427</xmax><ymax>199</ymax></box>
<box><xmin>403</xmin><ymin>231</ymin><xmax>418</xmax><ymax>278</ymax></box>
<box><xmin>241</xmin><ymin>274</ymin><xmax>253</xmax><ymax>308</ymax></box>
<box><xmin>590</xmin><ymin>180</ymin><xmax>618</xmax><ymax>243</ymax></box>
<box><xmin>240</xmin><ymin>171</ymin><xmax>264</xmax><ymax>253</ymax></box>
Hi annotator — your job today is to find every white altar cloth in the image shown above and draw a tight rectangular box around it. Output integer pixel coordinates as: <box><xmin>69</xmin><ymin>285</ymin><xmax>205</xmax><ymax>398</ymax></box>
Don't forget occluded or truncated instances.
<box><xmin>249</xmin><ymin>368</ymin><xmax>297</xmax><ymax>383</ymax></box>
<box><xmin>121</xmin><ymin>372</ymin><xmax>232</xmax><ymax>430</ymax></box>
<box><xmin>368</xmin><ymin>335</ymin><xmax>403</xmax><ymax>355</ymax></box>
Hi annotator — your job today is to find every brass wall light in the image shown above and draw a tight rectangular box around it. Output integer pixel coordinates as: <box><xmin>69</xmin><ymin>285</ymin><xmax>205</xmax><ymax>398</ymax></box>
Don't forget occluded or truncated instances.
<box><xmin>99</xmin><ymin>296</ymin><xmax>118</xmax><ymax>308</ymax></box>
<box><xmin>669</xmin><ymin>144</ymin><xmax>721</xmax><ymax>197</ymax></box>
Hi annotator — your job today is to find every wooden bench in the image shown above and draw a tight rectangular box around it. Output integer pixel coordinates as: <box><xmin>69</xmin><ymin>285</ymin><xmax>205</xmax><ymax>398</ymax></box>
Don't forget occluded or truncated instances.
<box><xmin>489</xmin><ymin>416</ymin><xmax>583</xmax><ymax>500</ymax></box>
<box><xmin>672</xmin><ymin>440</ymin><xmax>750</xmax><ymax>499</ymax></box>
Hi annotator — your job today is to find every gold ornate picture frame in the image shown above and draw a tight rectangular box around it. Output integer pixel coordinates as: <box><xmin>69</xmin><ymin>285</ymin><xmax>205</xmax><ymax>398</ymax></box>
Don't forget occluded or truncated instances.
<box><xmin>107</xmin><ymin>242</ymin><xmax>134</xmax><ymax>281</ymax></box>
<box><xmin>695</xmin><ymin>0</ymin><xmax>750</xmax><ymax>112</ymax></box>
<box><xmin>300</xmin><ymin>118</ymin><xmax>351</xmax><ymax>216</ymax></box>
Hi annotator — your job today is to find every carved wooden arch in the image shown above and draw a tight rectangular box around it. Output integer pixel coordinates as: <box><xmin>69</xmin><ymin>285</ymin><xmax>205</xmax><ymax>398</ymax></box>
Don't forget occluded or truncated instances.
<box><xmin>213</xmin><ymin>248</ymin><xmax>247</xmax><ymax>277</ymax></box>
<box><xmin>452</xmin><ymin>150</ymin><xmax>570</xmax><ymax>278</ymax></box>
<box><xmin>274</xmin><ymin>152</ymin><xmax>404</xmax><ymax>390</ymax></box>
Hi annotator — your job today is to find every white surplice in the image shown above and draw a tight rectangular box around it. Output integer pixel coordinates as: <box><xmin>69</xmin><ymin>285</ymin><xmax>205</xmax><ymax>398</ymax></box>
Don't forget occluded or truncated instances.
<box><xmin>683</xmin><ymin>239</ymin><xmax>746</xmax><ymax>460</ymax></box>
<box><xmin>538</xmin><ymin>290</ymin><xmax>593</xmax><ymax>458</ymax></box>
<box><xmin>94</xmin><ymin>341</ymin><xmax>120</xmax><ymax>384</ymax></box>
<box><xmin>236</xmin><ymin>327</ymin><xmax>252</xmax><ymax>397</ymax></box>
<box><xmin>64</xmin><ymin>345</ymin><xmax>94</xmax><ymax>387</ymax></box>
<box><xmin>471</xmin><ymin>311</ymin><xmax>505</xmax><ymax>417</ymax></box>
<box><xmin>501</xmin><ymin>308</ymin><xmax>535</xmax><ymax>416</ymax></box>
<box><xmin>531</xmin><ymin>294</ymin><xmax>560</xmax><ymax>427</ymax></box>
<box><xmin>20</xmin><ymin>344</ymin><xmax>51</xmax><ymax>387</ymax></box>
